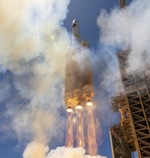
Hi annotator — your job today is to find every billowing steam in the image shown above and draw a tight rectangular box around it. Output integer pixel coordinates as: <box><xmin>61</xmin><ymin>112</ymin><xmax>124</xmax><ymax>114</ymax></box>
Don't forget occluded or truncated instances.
<box><xmin>23</xmin><ymin>142</ymin><xmax>49</xmax><ymax>158</ymax></box>
<box><xmin>23</xmin><ymin>142</ymin><xmax>106</xmax><ymax>158</ymax></box>
<box><xmin>0</xmin><ymin>0</ymin><xmax>70</xmax><ymax>150</ymax></box>
<box><xmin>97</xmin><ymin>0</ymin><xmax>150</xmax><ymax>71</ymax></box>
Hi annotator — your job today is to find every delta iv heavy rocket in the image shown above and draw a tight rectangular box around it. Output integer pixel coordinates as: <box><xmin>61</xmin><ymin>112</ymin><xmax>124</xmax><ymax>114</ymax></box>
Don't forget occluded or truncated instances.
<box><xmin>65</xmin><ymin>19</ymin><xmax>94</xmax><ymax>112</ymax></box>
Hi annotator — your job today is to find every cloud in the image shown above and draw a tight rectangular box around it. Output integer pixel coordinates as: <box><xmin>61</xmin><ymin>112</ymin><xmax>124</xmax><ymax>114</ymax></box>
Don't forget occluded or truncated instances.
<box><xmin>0</xmin><ymin>0</ymin><xmax>71</xmax><ymax>145</ymax></box>
<box><xmin>97</xmin><ymin>0</ymin><xmax>150</xmax><ymax>71</ymax></box>
<box><xmin>23</xmin><ymin>143</ymin><xmax>107</xmax><ymax>158</ymax></box>
<box><xmin>23</xmin><ymin>142</ymin><xmax>49</xmax><ymax>158</ymax></box>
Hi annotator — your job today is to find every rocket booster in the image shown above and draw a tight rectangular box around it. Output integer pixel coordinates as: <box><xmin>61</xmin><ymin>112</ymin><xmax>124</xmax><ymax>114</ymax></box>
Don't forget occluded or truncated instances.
<box><xmin>65</xmin><ymin>19</ymin><xmax>94</xmax><ymax>111</ymax></box>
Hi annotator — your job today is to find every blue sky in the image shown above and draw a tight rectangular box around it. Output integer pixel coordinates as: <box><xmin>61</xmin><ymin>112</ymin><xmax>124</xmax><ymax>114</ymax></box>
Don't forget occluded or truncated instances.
<box><xmin>0</xmin><ymin>0</ymin><xmax>138</xmax><ymax>158</ymax></box>
<box><xmin>64</xmin><ymin>0</ymin><xmax>132</xmax><ymax>48</ymax></box>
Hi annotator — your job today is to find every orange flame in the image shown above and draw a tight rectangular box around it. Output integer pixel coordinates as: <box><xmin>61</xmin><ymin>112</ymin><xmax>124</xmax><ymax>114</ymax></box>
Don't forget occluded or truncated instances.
<box><xmin>66</xmin><ymin>112</ymin><xmax>73</xmax><ymax>147</ymax></box>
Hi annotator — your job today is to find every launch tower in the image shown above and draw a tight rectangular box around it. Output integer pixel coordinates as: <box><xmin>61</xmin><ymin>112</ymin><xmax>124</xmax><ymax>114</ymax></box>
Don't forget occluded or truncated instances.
<box><xmin>109</xmin><ymin>1</ymin><xmax>150</xmax><ymax>158</ymax></box>
<box><xmin>110</xmin><ymin>51</ymin><xmax>150</xmax><ymax>158</ymax></box>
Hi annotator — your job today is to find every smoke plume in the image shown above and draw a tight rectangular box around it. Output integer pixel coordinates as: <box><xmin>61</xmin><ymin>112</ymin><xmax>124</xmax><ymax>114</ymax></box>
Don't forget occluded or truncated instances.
<box><xmin>0</xmin><ymin>0</ymin><xmax>70</xmax><ymax>148</ymax></box>
<box><xmin>97</xmin><ymin>0</ymin><xmax>150</xmax><ymax>71</ymax></box>
<box><xmin>23</xmin><ymin>143</ymin><xmax>106</xmax><ymax>158</ymax></box>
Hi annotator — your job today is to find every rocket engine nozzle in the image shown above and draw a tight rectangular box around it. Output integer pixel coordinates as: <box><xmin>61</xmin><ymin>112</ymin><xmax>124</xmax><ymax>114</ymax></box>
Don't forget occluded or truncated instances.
<box><xmin>86</xmin><ymin>99</ymin><xmax>93</xmax><ymax>106</ymax></box>
<box><xmin>67</xmin><ymin>106</ymin><xmax>73</xmax><ymax>113</ymax></box>
<box><xmin>76</xmin><ymin>104</ymin><xmax>82</xmax><ymax>110</ymax></box>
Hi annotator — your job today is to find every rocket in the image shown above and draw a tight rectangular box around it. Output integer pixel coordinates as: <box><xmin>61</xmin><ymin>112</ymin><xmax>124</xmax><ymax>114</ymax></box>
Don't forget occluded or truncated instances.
<box><xmin>65</xmin><ymin>19</ymin><xmax>94</xmax><ymax>112</ymax></box>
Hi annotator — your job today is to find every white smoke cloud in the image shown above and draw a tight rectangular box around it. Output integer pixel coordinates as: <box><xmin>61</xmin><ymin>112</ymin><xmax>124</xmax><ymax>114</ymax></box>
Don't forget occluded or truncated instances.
<box><xmin>23</xmin><ymin>142</ymin><xmax>107</xmax><ymax>158</ymax></box>
<box><xmin>0</xmin><ymin>0</ymin><xmax>70</xmax><ymax>146</ymax></box>
<box><xmin>23</xmin><ymin>142</ymin><xmax>49</xmax><ymax>158</ymax></box>
<box><xmin>97</xmin><ymin>0</ymin><xmax>150</xmax><ymax>71</ymax></box>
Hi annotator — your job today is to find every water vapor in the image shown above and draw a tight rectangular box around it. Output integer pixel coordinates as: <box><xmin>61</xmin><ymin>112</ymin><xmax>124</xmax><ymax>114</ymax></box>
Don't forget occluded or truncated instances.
<box><xmin>0</xmin><ymin>0</ymin><xmax>70</xmax><ymax>147</ymax></box>
<box><xmin>97</xmin><ymin>0</ymin><xmax>150</xmax><ymax>71</ymax></box>
<box><xmin>23</xmin><ymin>143</ymin><xmax>107</xmax><ymax>158</ymax></box>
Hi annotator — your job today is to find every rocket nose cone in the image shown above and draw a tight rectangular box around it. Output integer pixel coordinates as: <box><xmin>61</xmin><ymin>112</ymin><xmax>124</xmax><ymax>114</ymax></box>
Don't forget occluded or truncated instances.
<box><xmin>72</xmin><ymin>19</ymin><xmax>79</xmax><ymax>28</ymax></box>
<box><xmin>72</xmin><ymin>19</ymin><xmax>80</xmax><ymax>39</ymax></box>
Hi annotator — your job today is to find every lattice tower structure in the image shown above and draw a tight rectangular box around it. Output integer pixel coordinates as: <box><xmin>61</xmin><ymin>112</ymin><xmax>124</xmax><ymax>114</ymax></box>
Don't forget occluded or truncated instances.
<box><xmin>109</xmin><ymin>124</ymin><xmax>133</xmax><ymax>158</ymax></box>
<box><xmin>110</xmin><ymin>50</ymin><xmax>150</xmax><ymax>158</ymax></box>
<box><xmin>110</xmin><ymin>90</ymin><xmax>135</xmax><ymax>157</ymax></box>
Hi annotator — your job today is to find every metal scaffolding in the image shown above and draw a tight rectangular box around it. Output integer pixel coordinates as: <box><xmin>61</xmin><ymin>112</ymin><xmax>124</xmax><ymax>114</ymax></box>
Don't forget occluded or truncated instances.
<box><xmin>110</xmin><ymin>51</ymin><xmax>150</xmax><ymax>158</ymax></box>
<box><xmin>109</xmin><ymin>124</ymin><xmax>133</xmax><ymax>158</ymax></box>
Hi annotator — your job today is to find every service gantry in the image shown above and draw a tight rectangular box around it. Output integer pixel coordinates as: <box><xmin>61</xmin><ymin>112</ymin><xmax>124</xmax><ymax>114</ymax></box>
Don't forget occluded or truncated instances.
<box><xmin>110</xmin><ymin>49</ymin><xmax>150</xmax><ymax>158</ymax></box>
<box><xmin>109</xmin><ymin>1</ymin><xmax>150</xmax><ymax>158</ymax></box>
